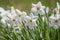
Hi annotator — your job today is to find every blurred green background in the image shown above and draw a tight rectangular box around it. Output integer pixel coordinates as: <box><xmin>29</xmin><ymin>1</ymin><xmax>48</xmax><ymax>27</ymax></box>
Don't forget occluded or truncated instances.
<box><xmin>0</xmin><ymin>0</ymin><xmax>60</xmax><ymax>13</ymax></box>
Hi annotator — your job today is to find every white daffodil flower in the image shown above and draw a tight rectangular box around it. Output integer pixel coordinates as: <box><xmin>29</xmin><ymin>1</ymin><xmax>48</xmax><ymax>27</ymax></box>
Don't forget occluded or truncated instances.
<box><xmin>0</xmin><ymin>11</ymin><xmax>6</xmax><ymax>17</ymax></box>
<box><xmin>0</xmin><ymin>10</ymin><xmax>10</xmax><ymax>20</ymax></box>
<box><xmin>49</xmin><ymin>14</ymin><xmax>60</xmax><ymax>29</ymax></box>
<box><xmin>1</xmin><ymin>15</ymin><xmax>9</xmax><ymax>27</ymax></box>
<box><xmin>55</xmin><ymin>2</ymin><xmax>60</xmax><ymax>14</ymax></box>
<box><xmin>7</xmin><ymin>16</ymin><xmax>21</xmax><ymax>27</ymax></box>
<box><xmin>16</xmin><ymin>9</ymin><xmax>27</xmax><ymax>22</ymax></box>
<box><xmin>0</xmin><ymin>7</ymin><xmax>5</xmax><ymax>13</ymax></box>
<box><xmin>0</xmin><ymin>10</ymin><xmax>12</xmax><ymax>27</ymax></box>
<box><xmin>10</xmin><ymin>6</ymin><xmax>16</xmax><ymax>13</ymax></box>
<box><xmin>0</xmin><ymin>9</ymin><xmax>6</xmax><ymax>17</ymax></box>
<box><xmin>25</xmin><ymin>14</ymin><xmax>37</xmax><ymax>29</ymax></box>
<box><xmin>31</xmin><ymin>2</ymin><xmax>45</xmax><ymax>15</ymax></box>
<box><xmin>10</xmin><ymin>6</ymin><xmax>17</xmax><ymax>17</ymax></box>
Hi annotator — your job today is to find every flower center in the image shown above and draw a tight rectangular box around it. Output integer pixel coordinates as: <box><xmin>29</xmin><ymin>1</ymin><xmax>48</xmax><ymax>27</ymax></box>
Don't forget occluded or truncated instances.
<box><xmin>29</xmin><ymin>19</ymin><xmax>33</xmax><ymax>23</ymax></box>
<box><xmin>18</xmin><ymin>14</ymin><xmax>22</xmax><ymax>17</ymax></box>
<box><xmin>12</xmin><ymin>19</ymin><xmax>16</xmax><ymax>22</ymax></box>
<box><xmin>37</xmin><ymin>7</ymin><xmax>40</xmax><ymax>11</ymax></box>
<box><xmin>54</xmin><ymin>19</ymin><xmax>58</xmax><ymax>24</ymax></box>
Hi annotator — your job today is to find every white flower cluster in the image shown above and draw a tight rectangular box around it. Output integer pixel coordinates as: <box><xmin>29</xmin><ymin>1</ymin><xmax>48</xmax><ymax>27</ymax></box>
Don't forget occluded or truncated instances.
<box><xmin>31</xmin><ymin>2</ymin><xmax>60</xmax><ymax>29</ymax></box>
<box><xmin>49</xmin><ymin>2</ymin><xmax>60</xmax><ymax>29</ymax></box>
<box><xmin>0</xmin><ymin>6</ymin><xmax>38</xmax><ymax>29</ymax></box>
<box><xmin>0</xmin><ymin>1</ymin><xmax>60</xmax><ymax>29</ymax></box>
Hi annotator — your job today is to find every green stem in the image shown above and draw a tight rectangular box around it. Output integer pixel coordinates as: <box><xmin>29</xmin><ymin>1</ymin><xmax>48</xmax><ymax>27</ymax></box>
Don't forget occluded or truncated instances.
<box><xmin>57</xmin><ymin>29</ymin><xmax>59</xmax><ymax>40</ymax></box>
<box><xmin>45</xmin><ymin>26</ymin><xmax>50</xmax><ymax>40</ymax></box>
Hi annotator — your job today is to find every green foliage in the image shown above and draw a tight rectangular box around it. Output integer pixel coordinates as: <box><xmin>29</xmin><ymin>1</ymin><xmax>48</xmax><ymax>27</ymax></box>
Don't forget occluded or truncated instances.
<box><xmin>0</xmin><ymin>14</ymin><xmax>60</xmax><ymax>40</ymax></box>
